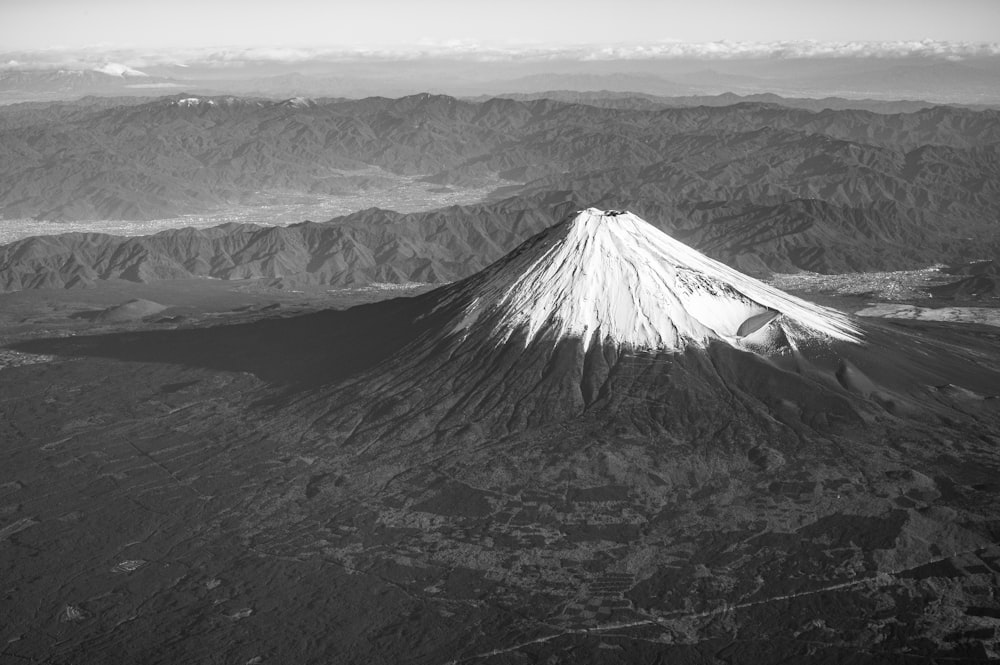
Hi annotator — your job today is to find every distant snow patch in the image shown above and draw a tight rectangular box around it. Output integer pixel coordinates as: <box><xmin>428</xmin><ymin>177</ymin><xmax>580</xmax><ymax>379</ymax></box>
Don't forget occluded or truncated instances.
<box><xmin>281</xmin><ymin>96</ymin><xmax>315</xmax><ymax>108</ymax></box>
<box><xmin>175</xmin><ymin>97</ymin><xmax>214</xmax><ymax>107</ymax></box>
<box><xmin>93</xmin><ymin>63</ymin><xmax>149</xmax><ymax>77</ymax></box>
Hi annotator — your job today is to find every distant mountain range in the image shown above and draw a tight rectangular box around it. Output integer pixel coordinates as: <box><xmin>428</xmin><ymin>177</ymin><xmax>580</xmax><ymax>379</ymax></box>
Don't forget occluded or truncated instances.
<box><xmin>1</xmin><ymin>93</ymin><xmax>999</xmax><ymax>222</ymax></box>
<box><xmin>0</xmin><ymin>68</ymin><xmax>182</xmax><ymax>103</ymax></box>
<box><xmin>4</xmin><ymin>55</ymin><xmax>1000</xmax><ymax>104</ymax></box>
<box><xmin>1</xmin><ymin>93</ymin><xmax>998</xmax><ymax>289</ymax></box>
<box><xmin>475</xmin><ymin>91</ymin><xmax>977</xmax><ymax>114</ymax></box>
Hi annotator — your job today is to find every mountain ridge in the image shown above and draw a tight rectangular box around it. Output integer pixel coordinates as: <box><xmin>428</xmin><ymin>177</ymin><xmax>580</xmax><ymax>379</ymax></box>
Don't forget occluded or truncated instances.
<box><xmin>3</xmin><ymin>192</ymin><xmax>998</xmax><ymax>293</ymax></box>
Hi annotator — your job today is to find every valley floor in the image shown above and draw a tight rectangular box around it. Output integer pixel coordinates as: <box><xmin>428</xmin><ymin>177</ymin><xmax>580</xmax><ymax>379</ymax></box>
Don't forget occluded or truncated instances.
<box><xmin>0</xmin><ymin>172</ymin><xmax>501</xmax><ymax>245</ymax></box>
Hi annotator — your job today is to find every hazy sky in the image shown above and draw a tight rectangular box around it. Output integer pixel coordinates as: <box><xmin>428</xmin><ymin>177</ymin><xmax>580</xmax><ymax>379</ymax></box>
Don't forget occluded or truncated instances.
<box><xmin>2</xmin><ymin>0</ymin><xmax>999</xmax><ymax>52</ymax></box>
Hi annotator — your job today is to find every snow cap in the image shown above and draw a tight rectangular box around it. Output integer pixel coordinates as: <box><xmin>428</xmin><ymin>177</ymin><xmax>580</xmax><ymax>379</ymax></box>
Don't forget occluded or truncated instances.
<box><xmin>455</xmin><ymin>208</ymin><xmax>863</xmax><ymax>352</ymax></box>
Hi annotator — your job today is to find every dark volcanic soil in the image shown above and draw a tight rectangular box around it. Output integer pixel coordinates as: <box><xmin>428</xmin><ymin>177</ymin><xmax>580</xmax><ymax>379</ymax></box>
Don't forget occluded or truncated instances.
<box><xmin>2</xmin><ymin>279</ymin><xmax>1000</xmax><ymax>664</ymax></box>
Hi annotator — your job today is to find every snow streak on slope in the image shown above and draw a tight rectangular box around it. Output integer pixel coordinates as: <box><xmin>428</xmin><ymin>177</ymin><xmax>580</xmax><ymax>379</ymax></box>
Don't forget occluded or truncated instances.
<box><xmin>454</xmin><ymin>208</ymin><xmax>863</xmax><ymax>352</ymax></box>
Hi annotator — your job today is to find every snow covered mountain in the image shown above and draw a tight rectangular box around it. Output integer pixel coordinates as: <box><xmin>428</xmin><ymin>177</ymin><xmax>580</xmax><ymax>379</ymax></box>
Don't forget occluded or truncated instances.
<box><xmin>448</xmin><ymin>208</ymin><xmax>862</xmax><ymax>353</ymax></box>
<box><xmin>290</xmin><ymin>208</ymin><xmax>886</xmax><ymax>446</ymax></box>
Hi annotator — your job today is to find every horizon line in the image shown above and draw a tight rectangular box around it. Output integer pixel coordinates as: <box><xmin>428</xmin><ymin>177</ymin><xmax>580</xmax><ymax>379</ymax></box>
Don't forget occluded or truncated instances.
<box><xmin>4</xmin><ymin>39</ymin><xmax>1000</xmax><ymax>71</ymax></box>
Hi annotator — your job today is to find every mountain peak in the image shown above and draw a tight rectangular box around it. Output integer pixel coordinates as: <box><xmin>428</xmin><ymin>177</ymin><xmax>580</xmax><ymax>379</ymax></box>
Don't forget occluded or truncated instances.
<box><xmin>451</xmin><ymin>208</ymin><xmax>862</xmax><ymax>352</ymax></box>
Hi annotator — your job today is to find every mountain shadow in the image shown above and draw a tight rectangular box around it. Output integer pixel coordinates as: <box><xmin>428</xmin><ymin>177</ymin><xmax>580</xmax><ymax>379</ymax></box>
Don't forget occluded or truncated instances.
<box><xmin>10</xmin><ymin>293</ymin><xmax>436</xmax><ymax>389</ymax></box>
